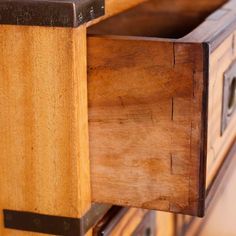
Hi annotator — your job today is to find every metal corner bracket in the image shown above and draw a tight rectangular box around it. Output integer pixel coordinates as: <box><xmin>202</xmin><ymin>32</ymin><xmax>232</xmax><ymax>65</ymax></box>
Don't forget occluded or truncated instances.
<box><xmin>0</xmin><ymin>0</ymin><xmax>105</xmax><ymax>27</ymax></box>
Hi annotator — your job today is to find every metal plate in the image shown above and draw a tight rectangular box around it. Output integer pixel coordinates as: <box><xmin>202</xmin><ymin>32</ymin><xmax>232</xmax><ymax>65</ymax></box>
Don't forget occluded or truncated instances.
<box><xmin>4</xmin><ymin>204</ymin><xmax>111</xmax><ymax>235</ymax></box>
<box><xmin>0</xmin><ymin>0</ymin><xmax>105</xmax><ymax>27</ymax></box>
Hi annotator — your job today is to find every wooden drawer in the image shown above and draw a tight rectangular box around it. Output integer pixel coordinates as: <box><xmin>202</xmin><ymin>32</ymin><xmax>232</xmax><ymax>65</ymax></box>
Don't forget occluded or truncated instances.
<box><xmin>93</xmin><ymin>207</ymin><xmax>156</xmax><ymax>236</ymax></box>
<box><xmin>87</xmin><ymin>0</ymin><xmax>236</xmax><ymax>216</ymax></box>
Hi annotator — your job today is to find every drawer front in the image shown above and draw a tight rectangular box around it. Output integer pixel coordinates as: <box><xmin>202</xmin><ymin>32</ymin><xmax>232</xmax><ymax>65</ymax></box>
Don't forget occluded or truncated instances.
<box><xmin>88</xmin><ymin>38</ymin><xmax>206</xmax><ymax>216</ymax></box>
<box><xmin>207</xmin><ymin>32</ymin><xmax>236</xmax><ymax>187</ymax></box>
<box><xmin>88</xmin><ymin>0</ymin><xmax>236</xmax><ymax>216</ymax></box>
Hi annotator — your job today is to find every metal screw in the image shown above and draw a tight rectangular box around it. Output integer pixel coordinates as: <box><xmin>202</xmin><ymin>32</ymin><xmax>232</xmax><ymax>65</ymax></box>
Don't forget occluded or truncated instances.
<box><xmin>78</xmin><ymin>12</ymin><xmax>83</xmax><ymax>23</ymax></box>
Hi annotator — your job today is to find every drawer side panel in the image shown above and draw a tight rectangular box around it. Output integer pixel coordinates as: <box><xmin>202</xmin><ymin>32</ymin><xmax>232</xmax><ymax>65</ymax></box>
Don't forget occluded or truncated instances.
<box><xmin>88</xmin><ymin>37</ymin><xmax>205</xmax><ymax>216</ymax></box>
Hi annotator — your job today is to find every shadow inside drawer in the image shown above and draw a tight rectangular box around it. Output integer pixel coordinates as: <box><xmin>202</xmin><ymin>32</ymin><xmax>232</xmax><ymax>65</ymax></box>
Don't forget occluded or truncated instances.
<box><xmin>88</xmin><ymin>0</ymin><xmax>227</xmax><ymax>39</ymax></box>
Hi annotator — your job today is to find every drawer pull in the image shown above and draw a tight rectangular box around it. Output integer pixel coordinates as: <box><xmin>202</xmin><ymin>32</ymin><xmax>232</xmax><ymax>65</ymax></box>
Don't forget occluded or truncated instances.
<box><xmin>228</xmin><ymin>77</ymin><xmax>236</xmax><ymax>114</ymax></box>
<box><xmin>222</xmin><ymin>61</ymin><xmax>236</xmax><ymax>133</ymax></box>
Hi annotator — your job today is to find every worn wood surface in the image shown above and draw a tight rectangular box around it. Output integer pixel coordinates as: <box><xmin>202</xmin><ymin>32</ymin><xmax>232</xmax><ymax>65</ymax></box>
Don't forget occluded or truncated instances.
<box><xmin>0</xmin><ymin>25</ymin><xmax>91</xmax><ymax>235</ymax></box>
<box><xmin>88</xmin><ymin>0</ymin><xmax>236</xmax><ymax>216</ymax></box>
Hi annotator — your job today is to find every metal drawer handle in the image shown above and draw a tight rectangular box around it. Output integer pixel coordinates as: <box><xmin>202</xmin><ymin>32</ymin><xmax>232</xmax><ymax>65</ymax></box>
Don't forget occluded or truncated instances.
<box><xmin>228</xmin><ymin>77</ymin><xmax>236</xmax><ymax>115</ymax></box>
<box><xmin>222</xmin><ymin>61</ymin><xmax>236</xmax><ymax>134</ymax></box>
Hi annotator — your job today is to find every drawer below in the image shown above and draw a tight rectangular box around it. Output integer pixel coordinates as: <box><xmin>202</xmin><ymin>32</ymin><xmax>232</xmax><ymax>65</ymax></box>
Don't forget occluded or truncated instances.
<box><xmin>176</xmin><ymin>141</ymin><xmax>236</xmax><ymax>236</ymax></box>
<box><xmin>88</xmin><ymin>0</ymin><xmax>236</xmax><ymax>216</ymax></box>
<box><xmin>93</xmin><ymin>208</ymin><xmax>156</xmax><ymax>236</ymax></box>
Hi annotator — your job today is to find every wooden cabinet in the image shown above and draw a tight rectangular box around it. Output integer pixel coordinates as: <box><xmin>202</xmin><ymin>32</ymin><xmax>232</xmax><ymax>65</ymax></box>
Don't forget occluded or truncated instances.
<box><xmin>0</xmin><ymin>0</ymin><xmax>235</xmax><ymax>235</ymax></box>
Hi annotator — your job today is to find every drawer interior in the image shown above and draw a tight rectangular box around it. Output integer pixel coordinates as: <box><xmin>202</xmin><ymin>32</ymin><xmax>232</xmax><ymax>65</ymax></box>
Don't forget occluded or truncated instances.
<box><xmin>88</xmin><ymin>0</ymin><xmax>227</xmax><ymax>39</ymax></box>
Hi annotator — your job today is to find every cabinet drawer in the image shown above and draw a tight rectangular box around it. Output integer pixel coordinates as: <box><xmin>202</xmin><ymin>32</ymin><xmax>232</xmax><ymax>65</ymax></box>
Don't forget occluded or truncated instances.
<box><xmin>87</xmin><ymin>0</ymin><xmax>236</xmax><ymax>216</ymax></box>
<box><xmin>93</xmin><ymin>207</ymin><xmax>156</xmax><ymax>236</ymax></box>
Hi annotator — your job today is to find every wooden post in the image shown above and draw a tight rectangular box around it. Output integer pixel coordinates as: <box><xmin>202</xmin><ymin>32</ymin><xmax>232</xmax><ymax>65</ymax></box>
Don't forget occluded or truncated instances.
<box><xmin>0</xmin><ymin>25</ymin><xmax>91</xmax><ymax>235</ymax></box>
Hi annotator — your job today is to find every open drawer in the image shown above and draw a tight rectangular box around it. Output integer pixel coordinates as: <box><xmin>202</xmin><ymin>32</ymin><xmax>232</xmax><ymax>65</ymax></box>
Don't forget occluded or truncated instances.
<box><xmin>87</xmin><ymin>0</ymin><xmax>236</xmax><ymax>216</ymax></box>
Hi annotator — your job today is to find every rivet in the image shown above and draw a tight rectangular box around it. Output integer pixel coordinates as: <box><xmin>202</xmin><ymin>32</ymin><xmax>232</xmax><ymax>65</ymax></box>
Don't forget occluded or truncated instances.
<box><xmin>90</xmin><ymin>6</ymin><xmax>95</xmax><ymax>18</ymax></box>
<box><xmin>33</xmin><ymin>218</ymin><xmax>41</xmax><ymax>228</ymax></box>
<box><xmin>64</xmin><ymin>221</ymin><xmax>70</xmax><ymax>231</ymax></box>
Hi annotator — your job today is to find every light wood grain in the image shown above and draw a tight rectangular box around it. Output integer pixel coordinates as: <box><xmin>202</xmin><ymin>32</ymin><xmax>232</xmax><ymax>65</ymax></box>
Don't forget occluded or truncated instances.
<box><xmin>0</xmin><ymin>25</ymin><xmax>91</xmax><ymax>235</ymax></box>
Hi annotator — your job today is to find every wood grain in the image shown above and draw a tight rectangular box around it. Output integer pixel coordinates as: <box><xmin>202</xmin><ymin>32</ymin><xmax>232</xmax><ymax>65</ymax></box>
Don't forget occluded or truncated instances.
<box><xmin>0</xmin><ymin>25</ymin><xmax>90</xmax><ymax>235</ymax></box>
<box><xmin>88</xmin><ymin>37</ymin><xmax>205</xmax><ymax>216</ymax></box>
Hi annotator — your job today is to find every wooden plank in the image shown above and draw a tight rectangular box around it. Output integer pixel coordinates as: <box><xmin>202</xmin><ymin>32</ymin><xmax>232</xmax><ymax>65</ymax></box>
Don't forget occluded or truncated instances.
<box><xmin>0</xmin><ymin>25</ymin><xmax>91</xmax><ymax>235</ymax></box>
<box><xmin>88</xmin><ymin>36</ymin><xmax>205</xmax><ymax>216</ymax></box>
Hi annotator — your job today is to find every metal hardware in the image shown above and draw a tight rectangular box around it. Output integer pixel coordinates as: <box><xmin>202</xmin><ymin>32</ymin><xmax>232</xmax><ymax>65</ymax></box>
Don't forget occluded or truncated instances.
<box><xmin>0</xmin><ymin>0</ymin><xmax>105</xmax><ymax>27</ymax></box>
<box><xmin>4</xmin><ymin>204</ymin><xmax>111</xmax><ymax>235</ymax></box>
<box><xmin>221</xmin><ymin>60</ymin><xmax>236</xmax><ymax>133</ymax></box>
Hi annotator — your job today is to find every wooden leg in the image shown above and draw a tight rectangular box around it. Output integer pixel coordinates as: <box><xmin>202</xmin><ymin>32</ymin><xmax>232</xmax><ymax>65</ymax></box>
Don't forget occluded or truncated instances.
<box><xmin>0</xmin><ymin>25</ymin><xmax>91</xmax><ymax>235</ymax></box>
